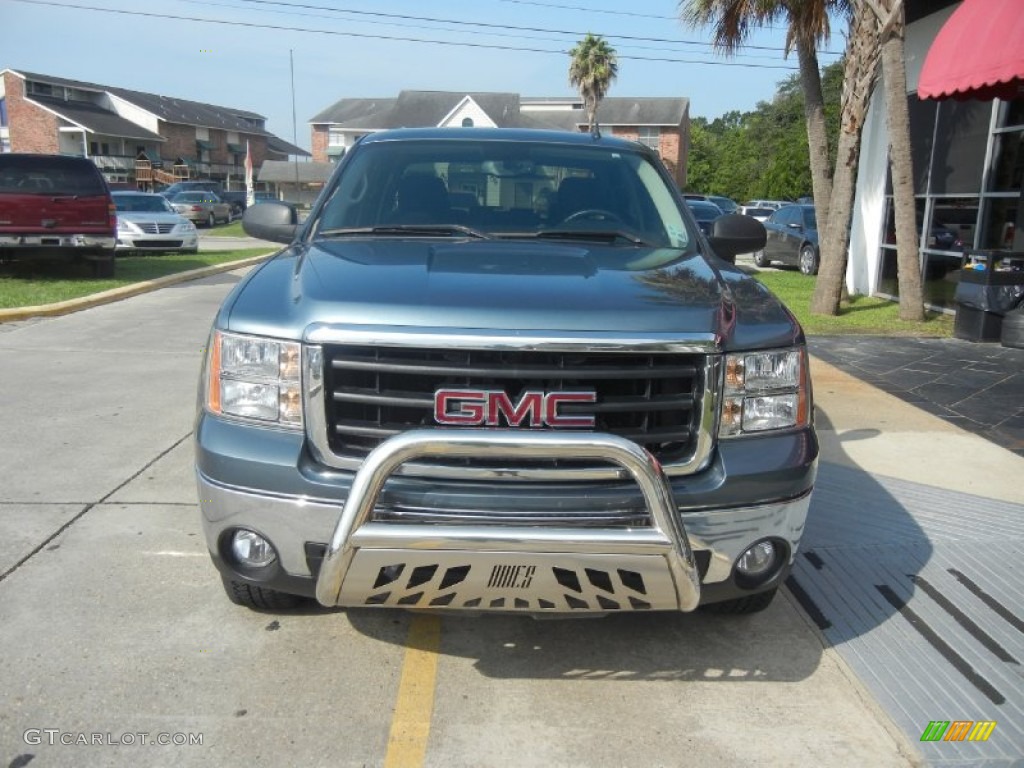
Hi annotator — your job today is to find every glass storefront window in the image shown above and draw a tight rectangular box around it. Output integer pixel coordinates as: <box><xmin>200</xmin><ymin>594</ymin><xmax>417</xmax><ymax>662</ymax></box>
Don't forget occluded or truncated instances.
<box><xmin>930</xmin><ymin>101</ymin><xmax>990</xmax><ymax>194</ymax></box>
<box><xmin>979</xmin><ymin>197</ymin><xmax>1018</xmax><ymax>250</ymax></box>
<box><xmin>990</xmin><ymin>129</ymin><xmax>1024</xmax><ymax>192</ymax></box>
<box><xmin>932</xmin><ymin>197</ymin><xmax>979</xmax><ymax>249</ymax></box>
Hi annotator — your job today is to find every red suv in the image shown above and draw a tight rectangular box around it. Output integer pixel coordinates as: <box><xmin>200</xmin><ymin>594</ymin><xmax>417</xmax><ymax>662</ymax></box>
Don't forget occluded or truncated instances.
<box><xmin>0</xmin><ymin>154</ymin><xmax>117</xmax><ymax>276</ymax></box>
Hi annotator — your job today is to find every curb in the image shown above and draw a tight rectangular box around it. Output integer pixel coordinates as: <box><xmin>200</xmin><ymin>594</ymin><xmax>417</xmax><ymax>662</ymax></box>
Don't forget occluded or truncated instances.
<box><xmin>0</xmin><ymin>252</ymin><xmax>272</xmax><ymax>323</ymax></box>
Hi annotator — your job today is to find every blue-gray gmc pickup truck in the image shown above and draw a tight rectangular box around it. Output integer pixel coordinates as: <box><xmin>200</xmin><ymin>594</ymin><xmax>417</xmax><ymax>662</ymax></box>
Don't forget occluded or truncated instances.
<box><xmin>195</xmin><ymin>128</ymin><xmax>817</xmax><ymax>615</ymax></box>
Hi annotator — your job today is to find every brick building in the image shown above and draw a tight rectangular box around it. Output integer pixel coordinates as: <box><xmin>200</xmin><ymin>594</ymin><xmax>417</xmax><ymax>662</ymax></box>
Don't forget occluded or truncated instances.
<box><xmin>0</xmin><ymin>68</ymin><xmax>307</xmax><ymax>188</ymax></box>
<box><xmin>309</xmin><ymin>91</ymin><xmax>690</xmax><ymax>187</ymax></box>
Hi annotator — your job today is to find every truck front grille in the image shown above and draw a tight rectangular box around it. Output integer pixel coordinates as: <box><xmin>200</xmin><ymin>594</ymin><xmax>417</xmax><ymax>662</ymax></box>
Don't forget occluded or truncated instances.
<box><xmin>321</xmin><ymin>345</ymin><xmax>705</xmax><ymax>470</ymax></box>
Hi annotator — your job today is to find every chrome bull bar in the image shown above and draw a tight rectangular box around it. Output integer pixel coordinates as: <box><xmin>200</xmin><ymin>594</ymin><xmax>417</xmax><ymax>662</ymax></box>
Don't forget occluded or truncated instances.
<box><xmin>315</xmin><ymin>430</ymin><xmax>702</xmax><ymax>612</ymax></box>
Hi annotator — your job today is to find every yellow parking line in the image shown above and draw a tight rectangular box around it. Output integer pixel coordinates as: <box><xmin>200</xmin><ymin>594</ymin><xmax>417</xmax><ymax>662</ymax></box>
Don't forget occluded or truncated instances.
<box><xmin>384</xmin><ymin>614</ymin><xmax>442</xmax><ymax>768</ymax></box>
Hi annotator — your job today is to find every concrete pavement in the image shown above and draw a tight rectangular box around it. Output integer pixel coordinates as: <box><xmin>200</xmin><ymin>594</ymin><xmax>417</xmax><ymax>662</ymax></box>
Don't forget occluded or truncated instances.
<box><xmin>1</xmin><ymin>264</ymin><xmax>1022</xmax><ymax>765</ymax></box>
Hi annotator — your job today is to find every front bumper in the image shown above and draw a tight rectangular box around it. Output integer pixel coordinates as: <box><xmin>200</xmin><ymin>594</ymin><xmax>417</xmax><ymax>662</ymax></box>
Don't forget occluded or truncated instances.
<box><xmin>116</xmin><ymin>233</ymin><xmax>197</xmax><ymax>252</ymax></box>
<box><xmin>198</xmin><ymin>420</ymin><xmax>815</xmax><ymax>612</ymax></box>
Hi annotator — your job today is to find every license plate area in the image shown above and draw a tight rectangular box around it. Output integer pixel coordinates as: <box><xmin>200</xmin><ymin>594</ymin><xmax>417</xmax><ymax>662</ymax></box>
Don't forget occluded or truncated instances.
<box><xmin>339</xmin><ymin>549</ymin><xmax>679</xmax><ymax>611</ymax></box>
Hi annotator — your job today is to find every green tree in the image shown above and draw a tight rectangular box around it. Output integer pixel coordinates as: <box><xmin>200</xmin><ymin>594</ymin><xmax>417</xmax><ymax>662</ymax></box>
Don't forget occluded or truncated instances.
<box><xmin>680</xmin><ymin>0</ymin><xmax>850</xmax><ymax>229</ymax></box>
<box><xmin>568</xmin><ymin>34</ymin><xmax>619</xmax><ymax>132</ymax></box>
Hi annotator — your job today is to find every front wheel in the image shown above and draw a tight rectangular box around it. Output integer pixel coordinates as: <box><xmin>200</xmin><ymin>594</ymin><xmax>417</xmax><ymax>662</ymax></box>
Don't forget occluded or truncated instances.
<box><xmin>702</xmin><ymin>588</ymin><xmax>777</xmax><ymax>615</ymax></box>
<box><xmin>753</xmin><ymin>249</ymin><xmax>769</xmax><ymax>268</ymax></box>
<box><xmin>799</xmin><ymin>245</ymin><xmax>819</xmax><ymax>275</ymax></box>
<box><xmin>221</xmin><ymin>577</ymin><xmax>305</xmax><ymax>610</ymax></box>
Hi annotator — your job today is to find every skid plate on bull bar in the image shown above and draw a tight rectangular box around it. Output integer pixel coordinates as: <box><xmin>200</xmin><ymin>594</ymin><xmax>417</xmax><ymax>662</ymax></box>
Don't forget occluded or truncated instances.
<box><xmin>314</xmin><ymin>430</ymin><xmax>701</xmax><ymax>612</ymax></box>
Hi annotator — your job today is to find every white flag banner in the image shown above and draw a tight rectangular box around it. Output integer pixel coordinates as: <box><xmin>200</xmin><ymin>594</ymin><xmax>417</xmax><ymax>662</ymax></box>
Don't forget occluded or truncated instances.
<box><xmin>245</xmin><ymin>140</ymin><xmax>255</xmax><ymax>208</ymax></box>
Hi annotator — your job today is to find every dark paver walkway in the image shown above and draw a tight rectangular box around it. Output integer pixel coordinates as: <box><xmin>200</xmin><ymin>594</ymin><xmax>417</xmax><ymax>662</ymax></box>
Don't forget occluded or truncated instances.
<box><xmin>810</xmin><ymin>337</ymin><xmax>1024</xmax><ymax>457</ymax></box>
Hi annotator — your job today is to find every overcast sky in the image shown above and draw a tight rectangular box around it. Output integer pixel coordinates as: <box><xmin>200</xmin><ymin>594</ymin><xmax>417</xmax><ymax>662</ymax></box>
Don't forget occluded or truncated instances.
<box><xmin>4</xmin><ymin>0</ymin><xmax>845</xmax><ymax>150</ymax></box>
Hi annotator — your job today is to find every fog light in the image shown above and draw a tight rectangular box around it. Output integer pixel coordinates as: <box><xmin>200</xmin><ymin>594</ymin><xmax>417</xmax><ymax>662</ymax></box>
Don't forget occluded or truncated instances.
<box><xmin>736</xmin><ymin>541</ymin><xmax>777</xmax><ymax>577</ymax></box>
<box><xmin>230</xmin><ymin>529</ymin><xmax>276</xmax><ymax>568</ymax></box>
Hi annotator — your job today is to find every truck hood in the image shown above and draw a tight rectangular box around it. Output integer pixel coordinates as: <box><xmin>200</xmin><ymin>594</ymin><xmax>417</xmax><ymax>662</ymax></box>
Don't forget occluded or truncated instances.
<box><xmin>223</xmin><ymin>237</ymin><xmax>802</xmax><ymax>350</ymax></box>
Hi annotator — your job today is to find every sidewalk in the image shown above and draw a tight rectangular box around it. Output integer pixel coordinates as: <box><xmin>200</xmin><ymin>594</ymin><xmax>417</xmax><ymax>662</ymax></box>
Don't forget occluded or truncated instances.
<box><xmin>802</xmin><ymin>354</ymin><xmax>1024</xmax><ymax>765</ymax></box>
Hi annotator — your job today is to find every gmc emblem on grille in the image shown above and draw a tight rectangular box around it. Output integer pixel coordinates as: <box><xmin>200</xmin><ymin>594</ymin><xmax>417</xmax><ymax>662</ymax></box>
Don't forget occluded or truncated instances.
<box><xmin>434</xmin><ymin>389</ymin><xmax>596</xmax><ymax>428</ymax></box>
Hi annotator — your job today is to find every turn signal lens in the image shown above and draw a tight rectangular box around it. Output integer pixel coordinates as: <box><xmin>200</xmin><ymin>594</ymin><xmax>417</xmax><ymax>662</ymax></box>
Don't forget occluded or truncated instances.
<box><xmin>720</xmin><ymin>347</ymin><xmax>809</xmax><ymax>437</ymax></box>
<box><xmin>205</xmin><ymin>331</ymin><xmax>302</xmax><ymax>428</ymax></box>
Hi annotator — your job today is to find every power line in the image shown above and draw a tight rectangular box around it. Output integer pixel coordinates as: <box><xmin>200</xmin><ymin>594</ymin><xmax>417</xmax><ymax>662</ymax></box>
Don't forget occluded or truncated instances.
<box><xmin>12</xmin><ymin>0</ymin><xmax>803</xmax><ymax>69</ymax></box>
<box><xmin>212</xmin><ymin>0</ymin><xmax>843</xmax><ymax>56</ymax></box>
<box><xmin>170</xmin><ymin>0</ymin><xmax>793</xmax><ymax>62</ymax></box>
<box><xmin>498</xmin><ymin>0</ymin><xmax>677</xmax><ymax>20</ymax></box>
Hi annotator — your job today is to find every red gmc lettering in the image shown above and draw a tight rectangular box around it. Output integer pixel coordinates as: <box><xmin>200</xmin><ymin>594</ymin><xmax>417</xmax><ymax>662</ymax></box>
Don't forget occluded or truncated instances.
<box><xmin>545</xmin><ymin>392</ymin><xmax>598</xmax><ymax>428</ymax></box>
<box><xmin>434</xmin><ymin>389</ymin><xmax>485</xmax><ymax>425</ymax></box>
<box><xmin>435</xmin><ymin>390</ymin><xmax>596</xmax><ymax>428</ymax></box>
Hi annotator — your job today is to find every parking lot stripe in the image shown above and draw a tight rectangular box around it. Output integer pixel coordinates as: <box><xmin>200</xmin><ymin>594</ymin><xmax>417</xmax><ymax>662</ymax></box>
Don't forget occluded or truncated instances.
<box><xmin>384</xmin><ymin>614</ymin><xmax>442</xmax><ymax>768</ymax></box>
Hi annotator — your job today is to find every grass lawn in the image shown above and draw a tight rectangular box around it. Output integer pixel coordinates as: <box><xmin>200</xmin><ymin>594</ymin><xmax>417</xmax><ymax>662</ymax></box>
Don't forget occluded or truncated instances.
<box><xmin>753</xmin><ymin>270</ymin><xmax>954</xmax><ymax>337</ymax></box>
<box><xmin>204</xmin><ymin>219</ymin><xmax>247</xmax><ymax>237</ymax></box>
<box><xmin>0</xmin><ymin>250</ymin><xmax>269</xmax><ymax>309</ymax></box>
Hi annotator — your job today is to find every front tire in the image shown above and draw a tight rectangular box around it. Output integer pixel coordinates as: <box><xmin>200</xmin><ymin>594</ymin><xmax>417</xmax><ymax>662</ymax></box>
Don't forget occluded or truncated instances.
<box><xmin>207</xmin><ymin>212</ymin><xmax>216</xmax><ymax>228</ymax></box>
<box><xmin>799</xmin><ymin>245</ymin><xmax>819</xmax><ymax>275</ymax></box>
<box><xmin>702</xmin><ymin>588</ymin><xmax>777</xmax><ymax>615</ymax></box>
<box><xmin>221</xmin><ymin>577</ymin><xmax>305</xmax><ymax>610</ymax></box>
<box><xmin>753</xmin><ymin>249</ymin><xmax>769</xmax><ymax>268</ymax></box>
<box><xmin>90</xmin><ymin>253</ymin><xmax>115</xmax><ymax>278</ymax></box>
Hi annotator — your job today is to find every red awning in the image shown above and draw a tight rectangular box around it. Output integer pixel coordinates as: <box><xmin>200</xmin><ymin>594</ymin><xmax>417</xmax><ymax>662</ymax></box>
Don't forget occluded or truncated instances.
<box><xmin>918</xmin><ymin>0</ymin><xmax>1024</xmax><ymax>101</ymax></box>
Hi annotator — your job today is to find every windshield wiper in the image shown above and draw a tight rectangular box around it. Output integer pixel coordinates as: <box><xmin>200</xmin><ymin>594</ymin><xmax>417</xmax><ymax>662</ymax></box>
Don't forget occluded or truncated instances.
<box><xmin>319</xmin><ymin>224</ymin><xmax>491</xmax><ymax>240</ymax></box>
<box><xmin>524</xmin><ymin>229</ymin><xmax>653</xmax><ymax>247</ymax></box>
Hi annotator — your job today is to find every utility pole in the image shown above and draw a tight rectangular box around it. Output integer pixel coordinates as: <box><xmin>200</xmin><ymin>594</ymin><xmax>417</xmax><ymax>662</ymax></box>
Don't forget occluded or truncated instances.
<box><xmin>290</xmin><ymin>49</ymin><xmax>300</xmax><ymax>205</ymax></box>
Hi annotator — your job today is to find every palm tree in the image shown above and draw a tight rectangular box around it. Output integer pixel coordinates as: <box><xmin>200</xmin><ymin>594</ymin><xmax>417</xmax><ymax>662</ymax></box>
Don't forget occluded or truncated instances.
<box><xmin>875</xmin><ymin>0</ymin><xmax>924</xmax><ymax>321</ymax></box>
<box><xmin>810</xmin><ymin>7</ymin><xmax>881</xmax><ymax>315</ymax></box>
<box><xmin>812</xmin><ymin>1</ymin><xmax>923</xmax><ymax>320</ymax></box>
<box><xmin>680</xmin><ymin>0</ymin><xmax>850</xmax><ymax>232</ymax></box>
<box><xmin>568</xmin><ymin>34</ymin><xmax>619</xmax><ymax>133</ymax></box>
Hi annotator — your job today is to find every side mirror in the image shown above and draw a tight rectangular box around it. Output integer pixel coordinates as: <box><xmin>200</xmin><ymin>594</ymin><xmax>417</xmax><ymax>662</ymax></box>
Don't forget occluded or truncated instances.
<box><xmin>707</xmin><ymin>213</ymin><xmax>767</xmax><ymax>261</ymax></box>
<box><xmin>242</xmin><ymin>201</ymin><xmax>298</xmax><ymax>244</ymax></box>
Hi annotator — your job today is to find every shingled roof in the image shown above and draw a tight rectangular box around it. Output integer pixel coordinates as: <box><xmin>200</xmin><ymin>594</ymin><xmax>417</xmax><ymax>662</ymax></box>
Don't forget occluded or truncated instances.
<box><xmin>312</xmin><ymin>91</ymin><xmax>688</xmax><ymax>132</ymax></box>
<box><xmin>30</xmin><ymin>96</ymin><xmax>164</xmax><ymax>142</ymax></box>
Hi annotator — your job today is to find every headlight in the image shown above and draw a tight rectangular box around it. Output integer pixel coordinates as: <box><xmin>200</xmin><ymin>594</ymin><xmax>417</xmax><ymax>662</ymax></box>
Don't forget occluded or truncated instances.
<box><xmin>719</xmin><ymin>347</ymin><xmax>810</xmax><ymax>437</ymax></box>
<box><xmin>117</xmin><ymin>219</ymin><xmax>142</xmax><ymax>235</ymax></box>
<box><xmin>205</xmin><ymin>331</ymin><xmax>302</xmax><ymax>427</ymax></box>
<box><xmin>174</xmin><ymin>219</ymin><xmax>196</xmax><ymax>232</ymax></box>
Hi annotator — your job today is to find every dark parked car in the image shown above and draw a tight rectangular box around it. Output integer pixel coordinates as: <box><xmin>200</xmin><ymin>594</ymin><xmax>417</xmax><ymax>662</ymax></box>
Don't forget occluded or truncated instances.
<box><xmin>0</xmin><ymin>153</ymin><xmax>116</xmax><ymax>276</ymax></box>
<box><xmin>685</xmin><ymin>199</ymin><xmax>725</xmax><ymax>237</ymax></box>
<box><xmin>754</xmin><ymin>204</ymin><xmax>819</xmax><ymax>275</ymax></box>
<box><xmin>708</xmin><ymin>195</ymin><xmax>739</xmax><ymax>214</ymax></box>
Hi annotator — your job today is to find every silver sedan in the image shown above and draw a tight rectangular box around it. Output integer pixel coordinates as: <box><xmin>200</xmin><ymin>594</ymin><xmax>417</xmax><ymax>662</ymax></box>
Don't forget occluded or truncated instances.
<box><xmin>168</xmin><ymin>191</ymin><xmax>232</xmax><ymax>227</ymax></box>
<box><xmin>113</xmin><ymin>191</ymin><xmax>199</xmax><ymax>253</ymax></box>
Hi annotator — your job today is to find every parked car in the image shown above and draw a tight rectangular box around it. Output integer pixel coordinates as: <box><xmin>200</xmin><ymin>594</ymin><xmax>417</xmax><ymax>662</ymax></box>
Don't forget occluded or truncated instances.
<box><xmin>707</xmin><ymin>195</ymin><xmax>739</xmax><ymax>214</ymax></box>
<box><xmin>0</xmin><ymin>153</ymin><xmax>116</xmax><ymax>277</ymax></box>
<box><xmin>739</xmin><ymin>206</ymin><xmax>776</xmax><ymax>223</ymax></box>
<box><xmin>754</xmin><ymin>204</ymin><xmax>819</xmax><ymax>275</ymax></box>
<box><xmin>161</xmin><ymin>180</ymin><xmax>247</xmax><ymax>216</ymax></box>
<box><xmin>159</xmin><ymin>180</ymin><xmax>222</xmax><ymax>198</ymax></box>
<box><xmin>168</xmin><ymin>191</ymin><xmax>232</xmax><ymax>227</ymax></box>
<box><xmin>112</xmin><ymin>191</ymin><xmax>198</xmax><ymax>253</ymax></box>
<box><xmin>685</xmin><ymin>199</ymin><xmax>724</xmax><ymax>236</ymax></box>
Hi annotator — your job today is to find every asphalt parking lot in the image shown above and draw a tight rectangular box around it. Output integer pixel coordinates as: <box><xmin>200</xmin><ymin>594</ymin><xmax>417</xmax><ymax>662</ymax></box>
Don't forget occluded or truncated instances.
<box><xmin>1</xmin><ymin>264</ymin><xmax>1021</xmax><ymax>767</ymax></box>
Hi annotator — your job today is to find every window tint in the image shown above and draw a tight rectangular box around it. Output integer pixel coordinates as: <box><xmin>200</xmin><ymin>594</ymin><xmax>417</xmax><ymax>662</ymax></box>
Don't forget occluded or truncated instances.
<box><xmin>314</xmin><ymin>139</ymin><xmax>695</xmax><ymax>249</ymax></box>
<box><xmin>0</xmin><ymin>156</ymin><xmax>106</xmax><ymax>195</ymax></box>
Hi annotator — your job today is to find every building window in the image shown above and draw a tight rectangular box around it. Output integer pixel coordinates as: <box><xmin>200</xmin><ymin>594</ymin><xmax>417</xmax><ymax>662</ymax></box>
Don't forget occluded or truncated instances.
<box><xmin>328</xmin><ymin>128</ymin><xmax>345</xmax><ymax>146</ymax></box>
<box><xmin>0</xmin><ymin>98</ymin><xmax>7</xmax><ymax>127</ymax></box>
<box><xmin>637</xmin><ymin>127</ymin><xmax>660</xmax><ymax>151</ymax></box>
<box><xmin>27</xmin><ymin>81</ymin><xmax>53</xmax><ymax>97</ymax></box>
<box><xmin>462</xmin><ymin>117</ymin><xmax>474</xmax><ymax>127</ymax></box>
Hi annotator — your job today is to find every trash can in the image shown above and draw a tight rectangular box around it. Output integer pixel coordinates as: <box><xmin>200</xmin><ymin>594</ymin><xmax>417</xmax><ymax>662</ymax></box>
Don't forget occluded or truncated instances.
<box><xmin>953</xmin><ymin>250</ymin><xmax>1024</xmax><ymax>342</ymax></box>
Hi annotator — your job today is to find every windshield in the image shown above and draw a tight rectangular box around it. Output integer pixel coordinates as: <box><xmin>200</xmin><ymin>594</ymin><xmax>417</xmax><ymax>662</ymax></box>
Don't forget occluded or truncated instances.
<box><xmin>313</xmin><ymin>139</ymin><xmax>694</xmax><ymax>250</ymax></box>
<box><xmin>115</xmin><ymin>194</ymin><xmax>173</xmax><ymax>213</ymax></box>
